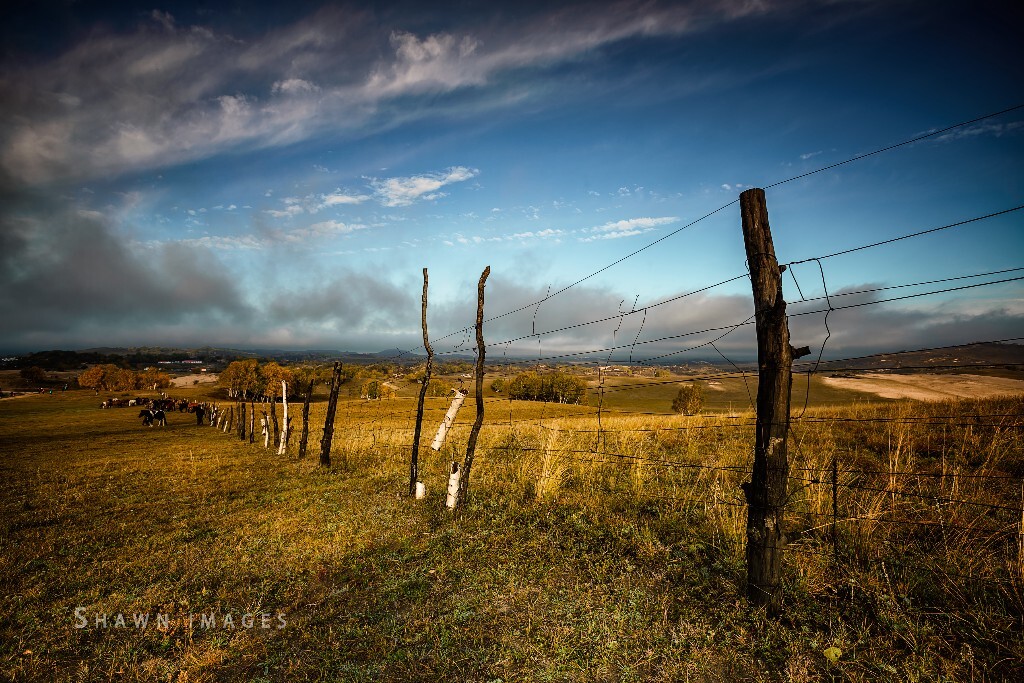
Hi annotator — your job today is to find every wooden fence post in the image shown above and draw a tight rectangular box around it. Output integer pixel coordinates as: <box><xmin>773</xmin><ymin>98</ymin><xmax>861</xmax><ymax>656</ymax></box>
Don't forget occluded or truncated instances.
<box><xmin>320</xmin><ymin>362</ymin><xmax>343</xmax><ymax>467</ymax></box>
<box><xmin>411</xmin><ymin>267</ymin><xmax>434</xmax><ymax>496</ymax></box>
<box><xmin>278</xmin><ymin>381</ymin><xmax>289</xmax><ymax>455</ymax></box>
<box><xmin>298</xmin><ymin>379</ymin><xmax>314</xmax><ymax>459</ymax></box>
<box><xmin>249</xmin><ymin>400</ymin><xmax>255</xmax><ymax>444</ymax></box>
<box><xmin>740</xmin><ymin>188</ymin><xmax>793</xmax><ymax>612</ymax></box>
<box><xmin>269</xmin><ymin>399</ymin><xmax>280</xmax><ymax>448</ymax></box>
<box><xmin>455</xmin><ymin>265</ymin><xmax>490</xmax><ymax>510</ymax></box>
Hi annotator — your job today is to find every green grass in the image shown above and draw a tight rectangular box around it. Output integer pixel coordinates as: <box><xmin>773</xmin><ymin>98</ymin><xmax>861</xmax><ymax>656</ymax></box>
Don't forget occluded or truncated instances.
<box><xmin>1</xmin><ymin>387</ymin><xmax>1022</xmax><ymax>681</ymax></box>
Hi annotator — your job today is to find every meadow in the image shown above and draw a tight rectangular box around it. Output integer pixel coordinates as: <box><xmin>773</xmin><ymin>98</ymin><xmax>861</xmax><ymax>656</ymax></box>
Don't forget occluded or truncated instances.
<box><xmin>1</xmin><ymin>376</ymin><xmax>1022</xmax><ymax>681</ymax></box>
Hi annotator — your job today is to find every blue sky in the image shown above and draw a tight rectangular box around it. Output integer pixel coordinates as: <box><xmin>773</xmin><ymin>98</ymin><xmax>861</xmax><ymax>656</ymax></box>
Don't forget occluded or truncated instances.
<box><xmin>1</xmin><ymin>0</ymin><xmax>1022</xmax><ymax>360</ymax></box>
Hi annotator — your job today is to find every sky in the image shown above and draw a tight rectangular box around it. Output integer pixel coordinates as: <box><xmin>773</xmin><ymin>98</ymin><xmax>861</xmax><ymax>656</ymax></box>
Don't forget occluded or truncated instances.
<box><xmin>1</xmin><ymin>0</ymin><xmax>1022</xmax><ymax>362</ymax></box>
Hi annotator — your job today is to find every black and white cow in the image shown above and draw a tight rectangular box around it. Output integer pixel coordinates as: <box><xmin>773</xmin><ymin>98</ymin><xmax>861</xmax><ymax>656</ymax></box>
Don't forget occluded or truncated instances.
<box><xmin>138</xmin><ymin>409</ymin><xmax>167</xmax><ymax>427</ymax></box>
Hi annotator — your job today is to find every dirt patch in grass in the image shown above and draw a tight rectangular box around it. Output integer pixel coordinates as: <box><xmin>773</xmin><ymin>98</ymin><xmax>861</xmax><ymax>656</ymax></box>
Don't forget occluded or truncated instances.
<box><xmin>821</xmin><ymin>372</ymin><xmax>1024</xmax><ymax>401</ymax></box>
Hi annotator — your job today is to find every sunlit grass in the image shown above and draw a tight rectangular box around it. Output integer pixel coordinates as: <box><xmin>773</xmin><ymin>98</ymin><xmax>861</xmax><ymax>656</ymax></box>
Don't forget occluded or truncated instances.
<box><xmin>1</xmin><ymin>387</ymin><xmax>1022</xmax><ymax>681</ymax></box>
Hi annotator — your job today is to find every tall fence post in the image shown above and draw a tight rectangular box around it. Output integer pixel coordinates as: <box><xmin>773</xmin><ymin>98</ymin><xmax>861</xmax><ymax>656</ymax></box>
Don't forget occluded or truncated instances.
<box><xmin>455</xmin><ymin>265</ymin><xmax>490</xmax><ymax>510</ymax></box>
<box><xmin>320</xmin><ymin>362</ymin><xmax>343</xmax><ymax>467</ymax></box>
<box><xmin>278</xmin><ymin>380</ymin><xmax>289</xmax><ymax>455</ymax></box>
<box><xmin>740</xmin><ymin>188</ymin><xmax>793</xmax><ymax>612</ymax></box>
<box><xmin>298</xmin><ymin>379</ymin><xmax>314</xmax><ymax>460</ymax></box>
<box><xmin>411</xmin><ymin>267</ymin><xmax>433</xmax><ymax>497</ymax></box>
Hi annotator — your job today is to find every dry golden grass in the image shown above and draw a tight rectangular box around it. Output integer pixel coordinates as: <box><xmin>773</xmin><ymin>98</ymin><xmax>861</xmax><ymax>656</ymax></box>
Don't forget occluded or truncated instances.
<box><xmin>1</xmin><ymin>387</ymin><xmax>1022</xmax><ymax>681</ymax></box>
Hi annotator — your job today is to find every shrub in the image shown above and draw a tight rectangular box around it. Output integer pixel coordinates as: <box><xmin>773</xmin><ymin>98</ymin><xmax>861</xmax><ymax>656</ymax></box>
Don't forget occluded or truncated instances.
<box><xmin>671</xmin><ymin>383</ymin><xmax>704</xmax><ymax>415</ymax></box>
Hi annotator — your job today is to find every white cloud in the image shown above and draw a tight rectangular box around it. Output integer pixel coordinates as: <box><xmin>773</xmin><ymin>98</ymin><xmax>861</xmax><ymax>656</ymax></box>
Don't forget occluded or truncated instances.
<box><xmin>0</xmin><ymin>2</ymin><xmax>772</xmax><ymax>185</ymax></box>
<box><xmin>371</xmin><ymin>166</ymin><xmax>479</xmax><ymax>207</ymax></box>
<box><xmin>320</xmin><ymin>189</ymin><xmax>371</xmax><ymax>207</ymax></box>
<box><xmin>934</xmin><ymin>120</ymin><xmax>1024</xmax><ymax>142</ymax></box>
<box><xmin>579</xmin><ymin>216</ymin><xmax>678</xmax><ymax>242</ymax></box>
<box><xmin>271</xmin><ymin>78</ymin><xmax>321</xmax><ymax>96</ymax></box>
<box><xmin>265</xmin><ymin>204</ymin><xmax>305</xmax><ymax>218</ymax></box>
<box><xmin>511</xmin><ymin>228</ymin><xmax>563</xmax><ymax>240</ymax></box>
<box><xmin>282</xmin><ymin>220</ymin><xmax>367</xmax><ymax>242</ymax></box>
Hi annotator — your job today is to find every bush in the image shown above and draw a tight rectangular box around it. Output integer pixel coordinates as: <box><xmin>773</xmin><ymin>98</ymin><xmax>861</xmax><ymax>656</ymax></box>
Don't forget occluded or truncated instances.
<box><xmin>671</xmin><ymin>383</ymin><xmax>704</xmax><ymax>415</ymax></box>
<box><xmin>507</xmin><ymin>371</ymin><xmax>586</xmax><ymax>404</ymax></box>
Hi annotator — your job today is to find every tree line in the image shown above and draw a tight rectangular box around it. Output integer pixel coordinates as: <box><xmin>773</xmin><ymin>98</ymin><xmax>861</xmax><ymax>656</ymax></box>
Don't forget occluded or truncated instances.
<box><xmin>492</xmin><ymin>371</ymin><xmax>588</xmax><ymax>405</ymax></box>
<box><xmin>77</xmin><ymin>365</ymin><xmax>173</xmax><ymax>391</ymax></box>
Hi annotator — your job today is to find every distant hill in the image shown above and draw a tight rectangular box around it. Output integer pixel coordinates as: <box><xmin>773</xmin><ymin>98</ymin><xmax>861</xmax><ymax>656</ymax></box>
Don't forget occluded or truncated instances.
<box><xmin>4</xmin><ymin>342</ymin><xmax>1020</xmax><ymax>374</ymax></box>
<box><xmin>806</xmin><ymin>341</ymin><xmax>1024</xmax><ymax>373</ymax></box>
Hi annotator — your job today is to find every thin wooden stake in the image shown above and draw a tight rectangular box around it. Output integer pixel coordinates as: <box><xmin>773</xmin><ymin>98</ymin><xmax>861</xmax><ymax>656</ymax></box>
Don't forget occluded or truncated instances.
<box><xmin>411</xmin><ymin>267</ymin><xmax>434</xmax><ymax>496</ymax></box>
<box><xmin>455</xmin><ymin>265</ymin><xmax>490</xmax><ymax>510</ymax></box>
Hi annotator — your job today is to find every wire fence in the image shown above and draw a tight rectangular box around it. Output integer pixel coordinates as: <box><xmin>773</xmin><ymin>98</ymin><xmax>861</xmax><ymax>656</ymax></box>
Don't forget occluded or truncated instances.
<box><xmin>194</xmin><ymin>104</ymin><xmax>1024</xmax><ymax>626</ymax></box>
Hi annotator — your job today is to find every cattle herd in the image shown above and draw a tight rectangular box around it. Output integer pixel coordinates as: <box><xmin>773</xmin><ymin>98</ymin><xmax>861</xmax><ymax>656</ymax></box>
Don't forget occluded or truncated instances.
<box><xmin>101</xmin><ymin>395</ymin><xmax>211</xmax><ymax>427</ymax></box>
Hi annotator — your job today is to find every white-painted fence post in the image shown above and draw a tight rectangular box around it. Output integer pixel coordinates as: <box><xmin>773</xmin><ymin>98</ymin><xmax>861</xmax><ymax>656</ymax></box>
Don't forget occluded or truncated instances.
<box><xmin>431</xmin><ymin>389</ymin><xmax>468</xmax><ymax>451</ymax></box>
<box><xmin>277</xmin><ymin>380</ymin><xmax>289</xmax><ymax>455</ymax></box>
<box><xmin>445</xmin><ymin>463</ymin><xmax>461</xmax><ymax>509</ymax></box>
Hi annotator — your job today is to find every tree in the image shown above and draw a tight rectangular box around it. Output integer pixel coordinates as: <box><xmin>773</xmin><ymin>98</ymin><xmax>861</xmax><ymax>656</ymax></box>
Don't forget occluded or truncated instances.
<box><xmin>140</xmin><ymin>368</ymin><xmax>172</xmax><ymax>390</ymax></box>
<box><xmin>261</xmin><ymin>362</ymin><xmax>294</xmax><ymax>399</ymax></box>
<box><xmin>78</xmin><ymin>364</ymin><xmax>138</xmax><ymax>391</ymax></box>
<box><xmin>507</xmin><ymin>371</ymin><xmax>586</xmax><ymax>404</ymax></box>
<box><xmin>361</xmin><ymin>379</ymin><xmax>396</xmax><ymax>400</ymax></box>
<box><xmin>425</xmin><ymin>378</ymin><xmax>454</xmax><ymax>397</ymax></box>
<box><xmin>219</xmin><ymin>359</ymin><xmax>262</xmax><ymax>399</ymax></box>
<box><xmin>110</xmin><ymin>368</ymin><xmax>139</xmax><ymax>391</ymax></box>
<box><xmin>671</xmin><ymin>383</ymin><xmax>704</xmax><ymax>415</ymax></box>
<box><xmin>19</xmin><ymin>367</ymin><xmax>47</xmax><ymax>384</ymax></box>
<box><xmin>549</xmin><ymin>372</ymin><xmax>587</xmax><ymax>404</ymax></box>
<box><xmin>78</xmin><ymin>365</ymin><xmax>108</xmax><ymax>390</ymax></box>
<box><xmin>490</xmin><ymin>377</ymin><xmax>506</xmax><ymax>393</ymax></box>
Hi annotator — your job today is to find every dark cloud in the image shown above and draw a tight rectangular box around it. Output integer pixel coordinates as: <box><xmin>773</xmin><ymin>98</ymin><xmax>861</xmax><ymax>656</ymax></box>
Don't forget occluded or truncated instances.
<box><xmin>265</xmin><ymin>273</ymin><xmax>416</xmax><ymax>331</ymax></box>
<box><xmin>0</xmin><ymin>190</ymin><xmax>253</xmax><ymax>350</ymax></box>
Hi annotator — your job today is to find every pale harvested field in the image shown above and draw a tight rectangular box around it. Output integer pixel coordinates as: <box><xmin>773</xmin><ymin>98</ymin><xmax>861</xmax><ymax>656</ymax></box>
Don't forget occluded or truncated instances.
<box><xmin>169</xmin><ymin>372</ymin><xmax>219</xmax><ymax>387</ymax></box>
<box><xmin>821</xmin><ymin>372</ymin><xmax>1024</xmax><ymax>401</ymax></box>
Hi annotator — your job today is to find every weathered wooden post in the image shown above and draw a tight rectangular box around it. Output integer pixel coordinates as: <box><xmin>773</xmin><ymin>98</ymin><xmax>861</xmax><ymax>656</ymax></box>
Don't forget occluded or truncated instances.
<box><xmin>740</xmin><ymin>188</ymin><xmax>793</xmax><ymax>612</ymax></box>
<box><xmin>298</xmin><ymin>378</ymin><xmax>314</xmax><ymax>459</ymax></box>
<box><xmin>238</xmin><ymin>402</ymin><xmax>246</xmax><ymax>441</ymax></box>
<box><xmin>319</xmin><ymin>362</ymin><xmax>343</xmax><ymax>467</ymax></box>
<box><xmin>277</xmin><ymin>380</ymin><xmax>289</xmax><ymax>455</ymax></box>
<box><xmin>454</xmin><ymin>265</ymin><xmax>490</xmax><ymax>510</ymax></box>
<box><xmin>269</xmin><ymin>399</ymin><xmax>280</xmax><ymax>448</ymax></box>
<box><xmin>411</xmin><ymin>267</ymin><xmax>434</xmax><ymax>496</ymax></box>
<box><xmin>249</xmin><ymin>400</ymin><xmax>255</xmax><ymax>444</ymax></box>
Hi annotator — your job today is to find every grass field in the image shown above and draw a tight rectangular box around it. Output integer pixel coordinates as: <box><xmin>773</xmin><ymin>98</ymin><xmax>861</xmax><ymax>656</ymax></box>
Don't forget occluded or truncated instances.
<box><xmin>1</xmin><ymin>383</ymin><xmax>1023</xmax><ymax>681</ymax></box>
